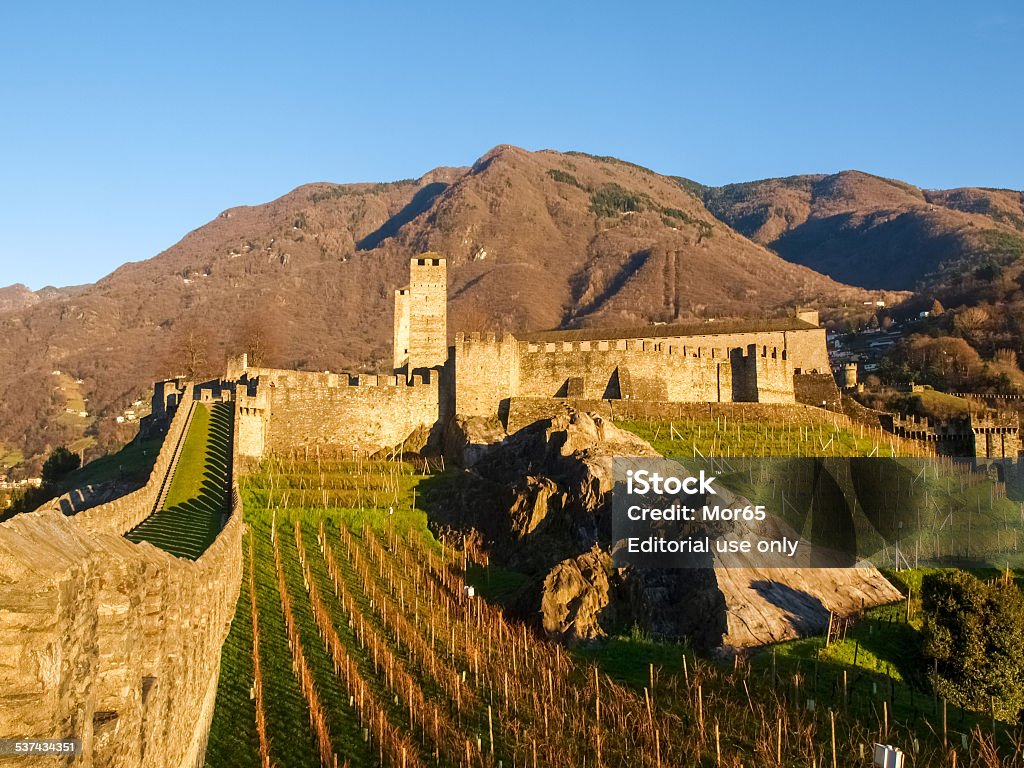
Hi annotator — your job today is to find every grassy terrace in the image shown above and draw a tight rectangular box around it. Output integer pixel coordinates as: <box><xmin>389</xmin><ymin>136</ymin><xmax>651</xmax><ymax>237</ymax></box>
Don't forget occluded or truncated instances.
<box><xmin>125</xmin><ymin>402</ymin><xmax>233</xmax><ymax>559</ymax></box>
<box><xmin>619</xmin><ymin>416</ymin><xmax>930</xmax><ymax>458</ymax></box>
<box><xmin>206</xmin><ymin>458</ymin><xmax>436</xmax><ymax>768</ymax></box>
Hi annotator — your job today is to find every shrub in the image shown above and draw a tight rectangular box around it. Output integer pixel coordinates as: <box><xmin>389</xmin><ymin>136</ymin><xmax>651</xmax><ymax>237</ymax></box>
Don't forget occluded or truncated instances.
<box><xmin>921</xmin><ymin>570</ymin><xmax>1024</xmax><ymax>720</ymax></box>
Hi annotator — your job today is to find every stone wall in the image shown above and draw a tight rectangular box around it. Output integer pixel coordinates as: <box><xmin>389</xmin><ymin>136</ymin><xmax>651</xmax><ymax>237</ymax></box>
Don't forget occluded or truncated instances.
<box><xmin>515</xmin><ymin>341</ymin><xmax>737</xmax><ymax>402</ymax></box>
<box><xmin>235</xmin><ymin>383</ymin><xmax>270</xmax><ymax>459</ymax></box>
<box><xmin>646</xmin><ymin>327</ymin><xmax>827</xmax><ymax>375</ymax></box>
<box><xmin>0</xmin><ymin>382</ymin><xmax>243</xmax><ymax>768</ymax></box>
<box><xmin>971</xmin><ymin>412</ymin><xmax>1021</xmax><ymax>459</ymax></box>
<box><xmin>781</xmin><ymin>327</ymin><xmax>830</xmax><ymax>374</ymax></box>
<box><xmin>453</xmin><ymin>333</ymin><xmax>795</xmax><ymax>423</ymax></box>
<box><xmin>258</xmin><ymin>369</ymin><xmax>440</xmax><ymax>455</ymax></box>
<box><xmin>732</xmin><ymin>345</ymin><xmax>792</xmax><ymax>403</ymax></box>
<box><xmin>506</xmin><ymin>397</ymin><xmax>858</xmax><ymax>434</ymax></box>
<box><xmin>452</xmin><ymin>333</ymin><xmax>520</xmax><ymax>419</ymax></box>
<box><xmin>393</xmin><ymin>287</ymin><xmax>411</xmax><ymax>371</ymax></box>
<box><xmin>150</xmin><ymin>379</ymin><xmax>187</xmax><ymax>422</ymax></box>
<box><xmin>518</xmin><ymin>326</ymin><xmax>827</xmax><ymax>375</ymax></box>
<box><xmin>793</xmin><ymin>372</ymin><xmax>843</xmax><ymax>410</ymax></box>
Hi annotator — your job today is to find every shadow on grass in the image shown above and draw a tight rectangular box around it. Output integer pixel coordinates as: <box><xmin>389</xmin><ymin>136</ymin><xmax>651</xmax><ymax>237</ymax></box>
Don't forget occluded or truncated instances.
<box><xmin>126</xmin><ymin>402</ymin><xmax>234</xmax><ymax>560</ymax></box>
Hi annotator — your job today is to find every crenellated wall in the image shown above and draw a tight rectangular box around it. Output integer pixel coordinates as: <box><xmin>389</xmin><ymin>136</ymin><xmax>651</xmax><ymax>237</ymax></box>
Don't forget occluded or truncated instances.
<box><xmin>75</xmin><ymin>388</ymin><xmax>196</xmax><ymax>538</ymax></box>
<box><xmin>452</xmin><ymin>333</ymin><xmax>795</xmax><ymax>422</ymax></box>
<box><xmin>0</xmin><ymin>383</ymin><xmax>243</xmax><ymax>768</ymax></box>
<box><xmin>253</xmin><ymin>369</ymin><xmax>440</xmax><ymax>455</ymax></box>
<box><xmin>236</xmin><ymin>384</ymin><xmax>270</xmax><ymax>459</ymax></box>
<box><xmin>732</xmin><ymin>344</ymin><xmax>793</xmax><ymax>403</ymax></box>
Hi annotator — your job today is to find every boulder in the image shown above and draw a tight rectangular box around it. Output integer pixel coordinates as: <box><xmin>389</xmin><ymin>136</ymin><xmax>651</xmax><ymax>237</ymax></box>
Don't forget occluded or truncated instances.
<box><xmin>541</xmin><ymin>546</ymin><xmax>615</xmax><ymax>641</ymax></box>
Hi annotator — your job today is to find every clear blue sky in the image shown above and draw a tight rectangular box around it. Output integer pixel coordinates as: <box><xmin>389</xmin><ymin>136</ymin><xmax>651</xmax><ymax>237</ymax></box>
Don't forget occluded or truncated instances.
<box><xmin>1</xmin><ymin>1</ymin><xmax>1021</xmax><ymax>290</ymax></box>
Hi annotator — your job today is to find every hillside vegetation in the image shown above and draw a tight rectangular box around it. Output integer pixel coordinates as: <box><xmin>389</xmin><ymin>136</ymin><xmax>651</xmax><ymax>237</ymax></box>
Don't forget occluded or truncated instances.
<box><xmin>699</xmin><ymin>171</ymin><xmax>1024</xmax><ymax>293</ymax></box>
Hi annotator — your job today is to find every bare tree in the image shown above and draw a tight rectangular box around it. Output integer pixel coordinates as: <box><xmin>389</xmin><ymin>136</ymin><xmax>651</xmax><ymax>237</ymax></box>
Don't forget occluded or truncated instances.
<box><xmin>449</xmin><ymin>299</ymin><xmax>499</xmax><ymax>336</ymax></box>
<box><xmin>165</xmin><ymin>320</ymin><xmax>212</xmax><ymax>379</ymax></box>
<box><xmin>233</xmin><ymin>314</ymin><xmax>282</xmax><ymax>368</ymax></box>
<box><xmin>954</xmin><ymin>306</ymin><xmax>990</xmax><ymax>345</ymax></box>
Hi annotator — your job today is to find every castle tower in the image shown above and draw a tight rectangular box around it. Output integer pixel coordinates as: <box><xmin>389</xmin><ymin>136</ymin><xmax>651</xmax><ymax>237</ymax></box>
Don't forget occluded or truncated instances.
<box><xmin>393</xmin><ymin>288</ymin><xmax>410</xmax><ymax>371</ymax></box>
<box><xmin>394</xmin><ymin>255</ymin><xmax>447</xmax><ymax>374</ymax></box>
<box><xmin>843</xmin><ymin>362</ymin><xmax>858</xmax><ymax>388</ymax></box>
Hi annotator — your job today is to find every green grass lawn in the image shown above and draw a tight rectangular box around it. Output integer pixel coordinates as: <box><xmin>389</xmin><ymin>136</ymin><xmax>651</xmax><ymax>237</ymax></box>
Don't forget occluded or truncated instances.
<box><xmin>0</xmin><ymin>445</ymin><xmax>24</xmax><ymax>469</ymax></box>
<box><xmin>125</xmin><ymin>402</ymin><xmax>232</xmax><ymax>559</ymax></box>
<box><xmin>464</xmin><ymin>561</ymin><xmax>532</xmax><ymax>602</ymax></box>
<box><xmin>571</xmin><ymin>625</ymin><xmax>690</xmax><ymax>689</ymax></box>
<box><xmin>203</xmin><ymin>534</ymin><xmax>260</xmax><ymax>768</ymax></box>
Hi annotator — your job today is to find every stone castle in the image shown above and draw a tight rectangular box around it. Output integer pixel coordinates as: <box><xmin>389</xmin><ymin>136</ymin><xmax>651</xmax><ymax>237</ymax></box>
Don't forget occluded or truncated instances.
<box><xmin>152</xmin><ymin>253</ymin><xmax>837</xmax><ymax>459</ymax></box>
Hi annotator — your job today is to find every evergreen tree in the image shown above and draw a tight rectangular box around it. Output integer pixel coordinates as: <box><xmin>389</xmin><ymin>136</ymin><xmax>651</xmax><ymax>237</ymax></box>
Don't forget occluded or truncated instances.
<box><xmin>922</xmin><ymin>570</ymin><xmax>1024</xmax><ymax>720</ymax></box>
<box><xmin>41</xmin><ymin>446</ymin><xmax>80</xmax><ymax>485</ymax></box>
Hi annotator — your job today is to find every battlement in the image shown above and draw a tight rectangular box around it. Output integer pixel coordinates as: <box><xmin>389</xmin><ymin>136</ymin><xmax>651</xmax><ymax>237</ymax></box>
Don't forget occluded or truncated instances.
<box><xmin>413</xmin><ymin>255</ymin><xmax>446</xmax><ymax>267</ymax></box>
<box><xmin>515</xmin><ymin>338</ymin><xmax>787</xmax><ymax>361</ymax></box>
<box><xmin>454</xmin><ymin>331</ymin><xmax>518</xmax><ymax>346</ymax></box>
<box><xmin>882</xmin><ymin>409</ymin><xmax>1020</xmax><ymax>458</ymax></box>
<box><xmin>242</xmin><ymin>366</ymin><xmax>438</xmax><ymax>390</ymax></box>
<box><xmin>971</xmin><ymin>411</ymin><xmax>1020</xmax><ymax>430</ymax></box>
<box><xmin>743</xmin><ymin>343</ymin><xmax>788</xmax><ymax>361</ymax></box>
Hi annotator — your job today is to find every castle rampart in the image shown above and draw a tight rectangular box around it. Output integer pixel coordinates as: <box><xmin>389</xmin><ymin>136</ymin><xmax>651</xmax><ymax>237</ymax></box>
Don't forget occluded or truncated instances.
<box><xmin>452</xmin><ymin>331</ymin><xmax>797</xmax><ymax>421</ymax></box>
<box><xmin>158</xmin><ymin>256</ymin><xmax>838</xmax><ymax>461</ymax></box>
<box><xmin>250</xmin><ymin>368</ymin><xmax>440</xmax><ymax>456</ymax></box>
<box><xmin>452</xmin><ymin>332</ymin><xmax>521</xmax><ymax>419</ymax></box>
<box><xmin>0</xmin><ymin>384</ymin><xmax>243</xmax><ymax>768</ymax></box>
<box><xmin>884</xmin><ymin>410</ymin><xmax>1021</xmax><ymax>459</ymax></box>
<box><xmin>75</xmin><ymin>387</ymin><xmax>197</xmax><ymax>537</ymax></box>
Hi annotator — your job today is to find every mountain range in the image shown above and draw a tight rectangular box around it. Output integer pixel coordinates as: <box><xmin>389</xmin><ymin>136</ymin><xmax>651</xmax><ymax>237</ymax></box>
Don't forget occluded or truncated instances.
<box><xmin>1</xmin><ymin>145</ymin><xmax>1021</xmax><ymax>473</ymax></box>
<box><xmin>698</xmin><ymin>171</ymin><xmax>1024</xmax><ymax>291</ymax></box>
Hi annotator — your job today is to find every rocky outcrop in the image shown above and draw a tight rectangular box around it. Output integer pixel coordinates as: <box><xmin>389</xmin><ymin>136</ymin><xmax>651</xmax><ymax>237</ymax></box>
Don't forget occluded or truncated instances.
<box><xmin>541</xmin><ymin>546</ymin><xmax>615</xmax><ymax>641</ymax></box>
<box><xmin>443</xmin><ymin>406</ymin><xmax>903</xmax><ymax>650</ymax></box>
<box><xmin>444</xmin><ymin>415</ymin><xmax>508</xmax><ymax>466</ymax></box>
<box><xmin>715</xmin><ymin>566</ymin><xmax>901</xmax><ymax>647</ymax></box>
